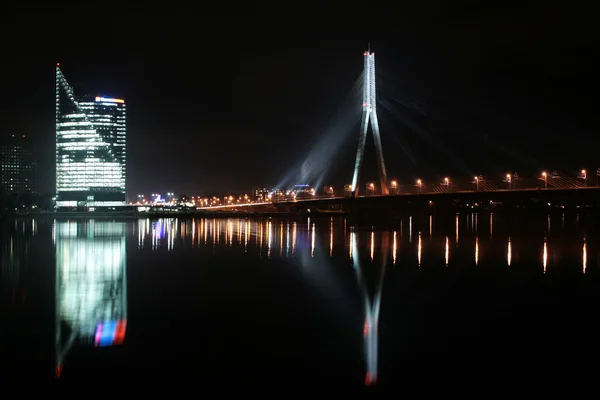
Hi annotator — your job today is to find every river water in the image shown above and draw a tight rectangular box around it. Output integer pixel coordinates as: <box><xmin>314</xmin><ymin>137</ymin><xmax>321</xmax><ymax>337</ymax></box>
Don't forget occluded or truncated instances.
<box><xmin>1</xmin><ymin>212</ymin><xmax>599</xmax><ymax>392</ymax></box>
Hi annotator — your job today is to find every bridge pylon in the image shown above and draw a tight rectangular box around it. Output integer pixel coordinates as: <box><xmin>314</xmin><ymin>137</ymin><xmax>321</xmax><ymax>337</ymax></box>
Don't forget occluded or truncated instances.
<box><xmin>351</xmin><ymin>48</ymin><xmax>389</xmax><ymax>198</ymax></box>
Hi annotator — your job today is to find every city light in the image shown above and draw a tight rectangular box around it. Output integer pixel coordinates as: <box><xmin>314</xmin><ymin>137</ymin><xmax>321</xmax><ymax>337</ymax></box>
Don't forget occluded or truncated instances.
<box><xmin>56</xmin><ymin>67</ymin><xmax>126</xmax><ymax>208</ymax></box>
<box><xmin>95</xmin><ymin>96</ymin><xmax>125</xmax><ymax>103</ymax></box>
<box><xmin>351</xmin><ymin>49</ymin><xmax>389</xmax><ymax>197</ymax></box>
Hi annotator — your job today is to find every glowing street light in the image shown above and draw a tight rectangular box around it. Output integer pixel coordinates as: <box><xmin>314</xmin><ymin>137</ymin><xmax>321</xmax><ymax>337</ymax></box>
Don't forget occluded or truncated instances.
<box><xmin>416</xmin><ymin>179</ymin><xmax>422</xmax><ymax>193</ymax></box>
<box><xmin>473</xmin><ymin>176</ymin><xmax>480</xmax><ymax>191</ymax></box>
<box><xmin>540</xmin><ymin>171</ymin><xmax>547</xmax><ymax>189</ymax></box>
<box><xmin>505</xmin><ymin>173</ymin><xmax>512</xmax><ymax>189</ymax></box>
<box><xmin>390</xmin><ymin>180</ymin><xmax>398</xmax><ymax>195</ymax></box>
<box><xmin>443</xmin><ymin>177</ymin><xmax>450</xmax><ymax>192</ymax></box>
<box><xmin>366</xmin><ymin>182</ymin><xmax>375</xmax><ymax>196</ymax></box>
<box><xmin>579</xmin><ymin>169</ymin><xmax>587</xmax><ymax>186</ymax></box>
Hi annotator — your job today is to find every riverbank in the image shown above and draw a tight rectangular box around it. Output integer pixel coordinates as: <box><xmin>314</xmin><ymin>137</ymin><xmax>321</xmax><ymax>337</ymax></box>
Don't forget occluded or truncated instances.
<box><xmin>3</xmin><ymin>209</ymin><xmax>348</xmax><ymax>220</ymax></box>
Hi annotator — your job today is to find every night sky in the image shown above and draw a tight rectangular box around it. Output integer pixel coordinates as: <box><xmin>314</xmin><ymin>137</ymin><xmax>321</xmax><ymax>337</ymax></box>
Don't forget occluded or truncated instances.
<box><xmin>1</xmin><ymin>2</ymin><xmax>597</xmax><ymax>198</ymax></box>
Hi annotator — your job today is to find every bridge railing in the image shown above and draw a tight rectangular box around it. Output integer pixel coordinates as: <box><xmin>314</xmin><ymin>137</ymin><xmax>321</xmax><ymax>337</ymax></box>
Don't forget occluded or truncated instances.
<box><xmin>351</xmin><ymin>176</ymin><xmax>592</xmax><ymax>196</ymax></box>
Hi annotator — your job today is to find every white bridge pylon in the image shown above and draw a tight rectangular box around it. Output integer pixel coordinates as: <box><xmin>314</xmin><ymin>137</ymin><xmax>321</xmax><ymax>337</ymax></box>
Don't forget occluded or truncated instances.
<box><xmin>351</xmin><ymin>47</ymin><xmax>390</xmax><ymax>197</ymax></box>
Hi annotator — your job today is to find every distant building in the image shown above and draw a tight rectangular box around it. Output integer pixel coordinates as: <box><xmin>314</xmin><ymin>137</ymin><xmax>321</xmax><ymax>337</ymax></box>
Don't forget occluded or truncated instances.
<box><xmin>55</xmin><ymin>65</ymin><xmax>126</xmax><ymax>209</ymax></box>
<box><xmin>254</xmin><ymin>187</ymin><xmax>268</xmax><ymax>201</ymax></box>
<box><xmin>0</xmin><ymin>134</ymin><xmax>36</xmax><ymax>195</ymax></box>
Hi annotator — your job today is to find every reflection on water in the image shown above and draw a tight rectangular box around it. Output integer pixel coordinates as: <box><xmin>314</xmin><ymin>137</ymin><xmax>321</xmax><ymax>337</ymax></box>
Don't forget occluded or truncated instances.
<box><xmin>136</xmin><ymin>214</ymin><xmax>591</xmax><ymax>278</ymax></box>
<box><xmin>1</xmin><ymin>219</ymin><xmax>37</xmax><ymax>306</ymax></box>
<box><xmin>583</xmin><ymin>236</ymin><xmax>587</xmax><ymax>274</ymax></box>
<box><xmin>54</xmin><ymin>220</ymin><xmax>127</xmax><ymax>378</ymax></box>
<box><xmin>350</xmin><ymin>230</ymin><xmax>387</xmax><ymax>386</ymax></box>
<box><xmin>543</xmin><ymin>237</ymin><xmax>548</xmax><ymax>274</ymax></box>
<box><xmin>507</xmin><ymin>237</ymin><xmax>512</xmax><ymax>266</ymax></box>
<box><xmin>2</xmin><ymin>211</ymin><xmax>597</xmax><ymax>386</ymax></box>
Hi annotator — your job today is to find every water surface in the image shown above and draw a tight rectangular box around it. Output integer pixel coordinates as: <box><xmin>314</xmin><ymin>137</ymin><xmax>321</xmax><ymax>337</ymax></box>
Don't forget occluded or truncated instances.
<box><xmin>2</xmin><ymin>212</ymin><xmax>600</xmax><ymax>391</ymax></box>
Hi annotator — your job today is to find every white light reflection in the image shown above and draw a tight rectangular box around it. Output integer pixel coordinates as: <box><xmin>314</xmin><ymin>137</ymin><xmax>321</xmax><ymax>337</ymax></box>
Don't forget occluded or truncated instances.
<box><xmin>349</xmin><ymin>229</ymin><xmax>353</xmax><ymax>259</ymax></box>
<box><xmin>455</xmin><ymin>214</ymin><xmax>459</xmax><ymax>246</ymax></box>
<box><xmin>417</xmin><ymin>232</ymin><xmax>422</xmax><ymax>267</ymax></box>
<box><xmin>583</xmin><ymin>236</ymin><xmax>587</xmax><ymax>274</ymax></box>
<box><xmin>429</xmin><ymin>215</ymin><xmax>433</xmax><ymax>239</ymax></box>
<box><xmin>286</xmin><ymin>223</ymin><xmax>290</xmax><ymax>257</ymax></box>
<box><xmin>350</xmin><ymin>230</ymin><xmax>386</xmax><ymax>386</ymax></box>
<box><xmin>547</xmin><ymin>215</ymin><xmax>551</xmax><ymax>234</ymax></box>
<box><xmin>212</xmin><ymin>219</ymin><xmax>216</xmax><ymax>246</ymax></box>
<box><xmin>490</xmin><ymin>213</ymin><xmax>493</xmax><ymax>237</ymax></box>
<box><xmin>292</xmin><ymin>222</ymin><xmax>297</xmax><ymax>255</ymax></box>
<box><xmin>169</xmin><ymin>220</ymin><xmax>174</xmax><ymax>251</ymax></box>
<box><xmin>393</xmin><ymin>231</ymin><xmax>397</xmax><ymax>265</ymax></box>
<box><xmin>230</xmin><ymin>219</ymin><xmax>235</xmax><ymax>247</ymax></box>
<box><xmin>54</xmin><ymin>221</ymin><xmax>127</xmax><ymax>378</ymax></box>
<box><xmin>280</xmin><ymin>222</ymin><xmax>284</xmax><ymax>257</ymax></box>
<box><xmin>475</xmin><ymin>236</ymin><xmax>479</xmax><ymax>266</ymax></box>
<box><xmin>543</xmin><ymin>237</ymin><xmax>548</xmax><ymax>273</ymax></box>
<box><xmin>267</xmin><ymin>220</ymin><xmax>272</xmax><ymax>258</ymax></box>
<box><xmin>474</xmin><ymin>213</ymin><xmax>478</xmax><ymax>232</ymax></box>
<box><xmin>507</xmin><ymin>237</ymin><xmax>512</xmax><ymax>267</ymax></box>
<box><xmin>329</xmin><ymin>218</ymin><xmax>334</xmax><ymax>257</ymax></box>
<box><xmin>245</xmin><ymin>220</ymin><xmax>249</xmax><ymax>250</ymax></box>
<box><xmin>192</xmin><ymin>219</ymin><xmax>196</xmax><ymax>247</ymax></box>
<box><xmin>370</xmin><ymin>230</ymin><xmax>374</xmax><ymax>262</ymax></box>
<box><xmin>445</xmin><ymin>236</ymin><xmax>449</xmax><ymax>267</ymax></box>
<box><xmin>311</xmin><ymin>223</ymin><xmax>315</xmax><ymax>257</ymax></box>
<box><xmin>409</xmin><ymin>216</ymin><xmax>413</xmax><ymax>243</ymax></box>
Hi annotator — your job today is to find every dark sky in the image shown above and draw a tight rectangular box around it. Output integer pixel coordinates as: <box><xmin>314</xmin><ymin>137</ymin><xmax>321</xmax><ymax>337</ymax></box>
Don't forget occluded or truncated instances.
<box><xmin>1</xmin><ymin>2</ymin><xmax>597</xmax><ymax>197</ymax></box>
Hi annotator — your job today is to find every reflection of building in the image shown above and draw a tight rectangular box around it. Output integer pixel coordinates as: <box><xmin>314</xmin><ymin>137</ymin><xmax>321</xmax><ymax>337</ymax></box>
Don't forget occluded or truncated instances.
<box><xmin>1</xmin><ymin>219</ymin><xmax>36</xmax><ymax>306</ymax></box>
<box><xmin>55</xmin><ymin>65</ymin><xmax>127</xmax><ymax>209</ymax></box>
<box><xmin>54</xmin><ymin>220</ymin><xmax>127</xmax><ymax>377</ymax></box>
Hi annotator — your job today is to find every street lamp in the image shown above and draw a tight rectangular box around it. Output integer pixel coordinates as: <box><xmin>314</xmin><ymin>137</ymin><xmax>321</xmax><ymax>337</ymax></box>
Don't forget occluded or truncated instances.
<box><xmin>505</xmin><ymin>173</ymin><xmax>512</xmax><ymax>189</ymax></box>
<box><xmin>390</xmin><ymin>180</ymin><xmax>398</xmax><ymax>195</ymax></box>
<box><xmin>540</xmin><ymin>171</ymin><xmax>547</xmax><ymax>189</ymax></box>
<box><xmin>416</xmin><ymin>179</ymin><xmax>422</xmax><ymax>193</ymax></box>
<box><xmin>580</xmin><ymin>169</ymin><xmax>587</xmax><ymax>186</ymax></box>
<box><xmin>367</xmin><ymin>182</ymin><xmax>375</xmax><ymax>195</ymax></box>
<box><xmin>443</xmin><ymin>177</ymin><xmax>450</xmax><ymax>192</ymax></box>
<box><xmin>473</xmin><ymin>176</ymin><xmax>479</xmax><ymax>191</ymax></box>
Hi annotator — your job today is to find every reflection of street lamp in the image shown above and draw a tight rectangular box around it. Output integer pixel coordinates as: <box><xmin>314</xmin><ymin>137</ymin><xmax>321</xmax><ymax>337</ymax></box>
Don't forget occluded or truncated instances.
<box><xmin>416</xmin><ymin>179</ymin><xmax>422</xmax><ymax>193</ymax></box>
<box><xmin>390</xmin><ymin>180</ymin><xmax>398</xmax><ymax>195</ymax></box>
<box><xmin>540</xmin><ymin>171</ymin><xmax>547</xmax><ymax>189</ymax></box>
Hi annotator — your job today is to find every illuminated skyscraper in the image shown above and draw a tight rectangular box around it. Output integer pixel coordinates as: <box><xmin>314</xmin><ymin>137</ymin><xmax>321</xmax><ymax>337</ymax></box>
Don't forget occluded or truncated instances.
<box><xmin>55</xmin><ymin>65</ymin><xmax>126</xmax><ymax>209</ymax></box>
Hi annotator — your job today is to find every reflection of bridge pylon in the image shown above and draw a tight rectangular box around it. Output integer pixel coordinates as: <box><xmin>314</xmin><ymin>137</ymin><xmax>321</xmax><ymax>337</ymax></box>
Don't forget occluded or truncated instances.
<box><xmin>351</xmin><ymin>46</ymin><xmax>389</xmax><ymax>198</ymax></box>
<box><xmin>350</xmin><ymin>230</ymin><xmax>388</xmax><ymax>386</ymax></box>
<box><xmin>54</xmin><ymin>221</ymin><xmax>128</xmax><ymax>378</ymax></box>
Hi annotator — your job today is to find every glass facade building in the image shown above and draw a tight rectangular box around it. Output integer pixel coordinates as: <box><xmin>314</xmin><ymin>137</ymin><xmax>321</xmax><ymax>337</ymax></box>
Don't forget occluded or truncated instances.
<box><xmin>0</xmin><ymin>134</ymin><xmax>36</xmax><ymax>194</ymax></box>
<box><xmin>55</xmin><ymin>65</ymin><xmax>126</xmax><ymax>208</ymax></box>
